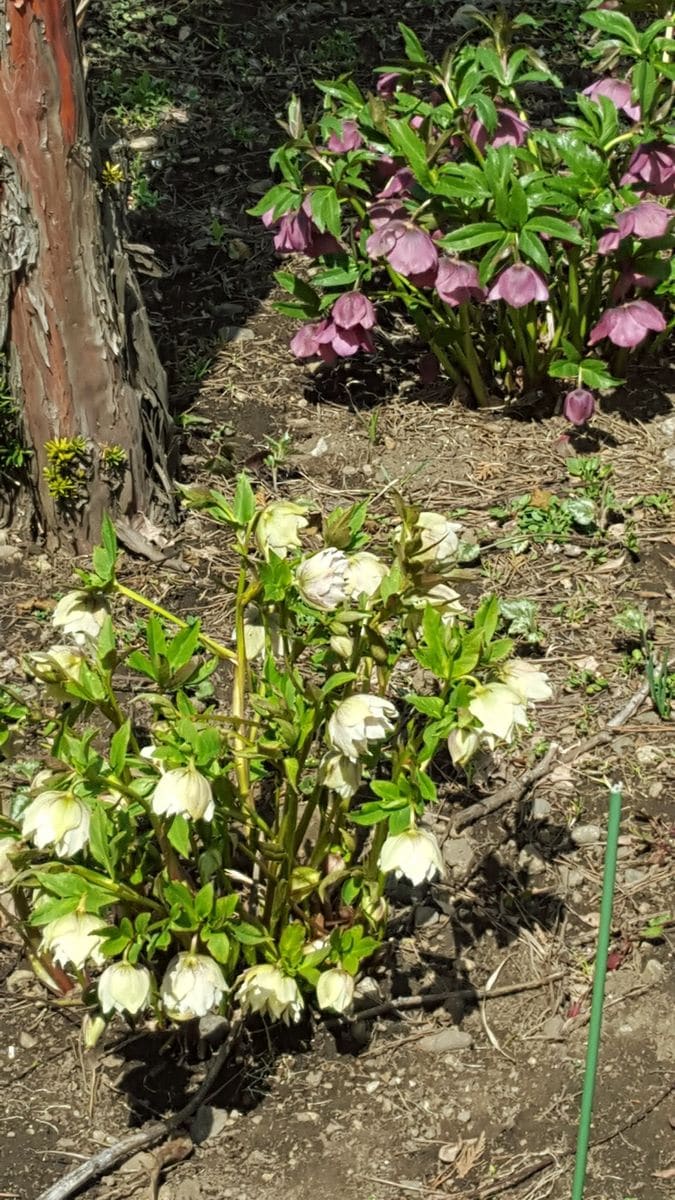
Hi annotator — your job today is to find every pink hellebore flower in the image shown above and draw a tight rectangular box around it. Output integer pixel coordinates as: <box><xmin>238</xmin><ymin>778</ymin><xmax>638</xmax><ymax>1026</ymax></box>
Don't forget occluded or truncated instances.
<box><xmin>294</xmin><ymin>292</ymin><xmax>378</xmax><ymax>360</ymax></box>
<box><xmin>366</xmin><ymin>220</ymin><xmax>439</xmax><ymax>287</ymax></box>
<box><xmin>597</xmin><ymin>201</ymin><xmax>672</xmax><ymax>254</ymax></box>
<box><xmin>487</xmin><ymin>263</ymin><xmax>549</xmax><ymax>308</ymax></box>
<box><xmin>331</xmin><ymin>292</ymin><xmax>377</xmax><ymax>331</ymax></box>
<box><xmin>563</xmin><ymin>388</ymin><xmax>595</xmax><ymax>426</ymax></box>
<box><xmin>380</xmin><ymin>167</ymin><xmax>415</xmax><ymax>198</ymax></box>
<box><xmin>327</xmin><ymin>120</ymin><xmax>363</xmax><ymax>153</ymax></box>
<box><xmin>290</xmin><ymin>320</ymin><xmax>338</xmax><ymax>364</ymax></box>
<box><xmin>376</xmin><ymin>72</ymin><xmax>400</xmax><ymax>98</ymax></box>
<box><xmin>470</xmin><ymin>106</ymin><xmax>529</xmax><ymax>154</ymax></box>
<box><xmin>263</xmin><ymin>198</ymin><xmax>341</xmax><ymax>257</ymax></box>
<box><xmin>368</xmin><ymin>198</ymin><xmax>407</xmax><ymax>227</ymax></box>
<box><xmin>612</xmin><ymin>267</ymin><xmax>657</xmax><ymax>302</ymax></box>
<box><xmin>435</xmin><ymin>258</ymin><xmax>486</xmax><ymax>307</ymax></box>
<box><xmin>583</xmin><ymin>78</ymin><xmax>640</xmax><ymax>122</ymax></box>
<box><xmin>588</xmin><ymin>299</ymin><xmax>666</xmax><ymax>348</ymax></box>
<box><xmin>621</xmin><ymin>142</ymin><xmax>675</xmax><ymax>196</ymax></box>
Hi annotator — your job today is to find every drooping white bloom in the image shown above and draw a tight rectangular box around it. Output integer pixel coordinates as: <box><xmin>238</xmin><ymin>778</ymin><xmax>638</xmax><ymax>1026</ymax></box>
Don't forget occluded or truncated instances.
<box><xmin>22</xmin><ymin>791</ymin><xmax>91</xmax><ymax>857</ymax></box>
<box><xmin>414</xmin><ymin>512</ymin><xmax>464</xmax><ymax>566</ymax></box>
<box><xmin>0</xmin><ymin>836</ymin><xmax>18</xmax><ymax>884</ymax></box>
<box><xmin>327</xmin><ymin>693</ymin><xmax>398</xmax><ymax>762</ymax></box>
<box><xmin>237</xmin><ymin>962</ymin><xmax>304</xmax><ymax>1024</ymax></box>
<box><xmin>41</xmin><ymin>912</ymin><xmax>107</xmax><ymax>970</ymax></box>
<box><xmin>52</xmin><ymin>590</ymin><xmax>109</xmax><ymax>645</ymax></box>
<box><xmin>316</xmin><ymin>967</ymin><xmax>355</xmax><ymax>1014</ymax></box>
<box><xmin>26</xmin><ymin>645</ymin><xmax>87</xmax><ymax>685</ymax></box>
<box><xmin>501</xmin><ymin>659</ymin><xmax>553</xmax><ymax>704</ymax></box>
<box><xmin>468</xmin><ymin>682</ymin><xmax>528</xmax><ymax>743</ymax></box>
<box><xmin>151</xmin><ymin>765</ymin><xmax>214</xmax><ymax>822</ymax></box>
<box><xmin>242</xmin><ymin>605</ymin><xmax>284</xmax><ymax>661</ymax></box>
<box><xmin>256</xmin><ymin>501</ymin><xmax>309</xmax><ymax>559</ymax></box>
<box><xmin>295</xmin><ymin>548</ymin><xmax>348</xmax><ymax>611</ymax></box>
<box><xmin>98</xmin><ymin>961</ymin><xmax>152</xmax><ymax>1015</ymax></box>
<box><xmin>160</xmin><ymin>952</ymin><xmax>227</xmax><ymax>1021</ymax></box>
<box><xmin>379</xmin><ymin>827</ymin><xmax>444</xmax><ymax>887</ymax></box>
<box><xmin>344</xmin><ymin>552</ymin><xmax>387</xmax><ymax>600</ymax></box>
<box><xmin>330</xmin><ymin>634</ymin><xmax>354</xmax><ymax>660</ymax></box>
<box><xmin>447</xmin><ymin>726</ymin><xmax>482</xmax><ymax>767</ymax></box>
<box><xmin>317</xmin><ymin>750</ymin><xmax>361</xmax><ymax>799</ymax></box>
<box><xmin>407</xmin><ymin>582</ymin><xmax>465</xmax><ymax>626</ymax></box>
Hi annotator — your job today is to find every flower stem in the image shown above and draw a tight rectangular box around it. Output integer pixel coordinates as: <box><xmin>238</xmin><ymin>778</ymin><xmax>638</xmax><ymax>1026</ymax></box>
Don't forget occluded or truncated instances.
<box><xmin>459</xmin><ymin>305</ymin><xmax>490</xmax><ymax>405</ymax></box>
<box><xmin>114</xmin><ymin>582</ymin><xmax>237</xmax><ymax>664</ymax></box>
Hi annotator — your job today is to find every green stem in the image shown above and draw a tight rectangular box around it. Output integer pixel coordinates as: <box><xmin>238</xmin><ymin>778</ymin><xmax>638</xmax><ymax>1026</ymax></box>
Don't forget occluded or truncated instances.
<box><xmin>570</xmin><ymin>786</ymin><xmax>622</xmax><ymax>1200</ymax></box>
<box><xmin>114</xmin><ymin>582</ymin><xmax>237</xmax><ymax>663</ymax></box>
<box><xmin>459</xmin><ymin>305</ymin><xmax>490</xmax><ymax>406</ymax></box>
<box><xmin>232</xmin><ymin>567</ymin><xmax>252</xmax><ymax>808</ymax></box>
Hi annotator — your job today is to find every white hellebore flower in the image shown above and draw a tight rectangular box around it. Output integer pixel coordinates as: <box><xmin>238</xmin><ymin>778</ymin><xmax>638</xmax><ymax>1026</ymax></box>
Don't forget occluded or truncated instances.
<box><xmin>237</xmin><ymin>962</ymin><xmax>304</xmax><ymax>1025</ymax></box>
<box><xmin>344</xmin><ymin>552</ymin><xmax>387</xmax><ymax>600</ymax></box>
<box><xmin>0</xmin><ymin>836</ymin><xmax>19</xmax><ymax>884</ymax></box>
<box><xmin>407</xmin><ymin>583</ymin><xmax>465</xmax><ymax>626</ymax></box>
<box><xmin>414</xmin><ymin>512</ymin><xmax>463</xmax><ymax>566</ymax></box>
<box><xmin>501</xmin><ymin>659</ymin><xmax>553</xmax><ymax>704</ymax></box>
<box><xmin>151</xmin><ymin>765</ymin><xmax>214</xmax><ymax>821</ymax></box>
<box><xmin>98</xmin><ymin>961</ymin><xmax>152</xmax><ymax>1016</ymax></box>
<box><xmin>52</xmin><ymin>590</ymin><xmax>109</xmax><ymax>645</ymax></box>
<box><xmin>327</xmin><ymin>693</ymin><xmax>398</xmax><ymax>762</ymax></box>
<box><xmin>447</xmin><ymin>727</ymin><xmax>482</xmax><ymax>768</ymax></box>
<box><xmin>318</xmin><ymin>750</ymin><xmax>361</xmax><ymax>800</ymax></box>
<box><xmin>160</xmin><ymin>952</ymin><xmax>227</xmax><ymax>1021</ymax></box>
<box><xmin>242</xmin><ymin>605</ymin><xmax>284</xmax><ymax>662</ymax></box>
<box><xmin>256</xmin><ymin>501</ymin><xmax>309</xmax><ymax>559</ymax></box>
<box><xmin>41</xmin><ymin>912</ymin><xmax>107</xmax><ymax>970</ymax></box>
<box><xmin>295</xmin><ymin>548</ymin><xmax>348</xmax><ymax>611</ymax></box>
<box><xmin>316</xmin><ymin>967</ymin><xmax>355</xmax><ymax>1014</ymax></box>
<box><xmin>22</xmin><ymin>790</ymin><xmax>91</xmax><ymax>857</ymax></box>
<box><xmin>468</xmin><ymin>682</ymin><xmax>528</xmax><ymax>743</ymax></box>
<box><xmin>27</xmin><ymin>645</ymin><xmax>87</xmax><ymax>685</ymax></box>
<box><xmin>379</xmin><ymin>827</ymin><xmax>444</xmax><ymax>887</ymax></box>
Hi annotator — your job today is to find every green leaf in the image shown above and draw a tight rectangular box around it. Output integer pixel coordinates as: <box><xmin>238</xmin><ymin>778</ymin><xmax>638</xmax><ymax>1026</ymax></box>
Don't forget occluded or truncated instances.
<box><xmin>525</xmin><ymin>215</ymin><xmax>583</xmax><ymax>245</ymax></box>
<box><xmin>386</xmin><ymin>117</ymin><xmax>430</xmax><ymax>184</ymax></box>
<box><xmin>195</xmin><ymin>882</ymin><xmax>215</xmax><ymax>921</ymax></box>
<box><xmin>477</xmin><ymin>47</ymin><xmax>507</xmax><ymax>87</ymax></box>
<box><xmin>398</xmin><ymin>21</ymin><xmax>427</xmax><ymax>64</ymax></box>
<box><xmin>233</xmin><ymin>472</ymin><xmax>257</xmax><ymax>525</ymax></box>
<box><xmin>406</xmin><ymin>694</ymin><xmax>445</xmax><ymax>718</ymax></box>
<box><xmin>548</xmin><ymin>360</ymin><xmax>580</xmax><ymax>381</ymax></box>
<box><xmin>235</xmin><ymin>921</ymin><xmax>268</xmax><ymax>945</ymax></box>
<box><xmin>29</xmin><ymin>896</ymin><xmax>79</xmax><ymax>925</ymax></box>
<box><xmin>167</xmin><ymin>814</ymin><xmax>192</xmax><ymax>858</ymax></box>
<box><xmin>581</xmin><ymin>9</ymin><xmax>640</xmax><ymax>52</ymax></box>
<box><xmin>474</xmin><ymin>595</ymin><xmax>500</xmax><ymax>642</ymax></box>
<box><xmin>473</xmin><ymin>92</ymin><xmax>499</xmax><ymax>134</ymax></box>
<box><xmin>248</xmin><ymin>184</ymin><xmax>299</xmax><ymax>219</ymax></box>
<box><xmin>321</xmin><ymin>671</ymin><xmax>358</xmax><ymax>697</ymax></box>
<box><xmin>204</xmin><ymin>931</ymin><xmax>231</xmax><ymax>963</ymax></box>
<box><xmin>518</xmin><ymin>228</ymin><xmax>550</xmax><ymax>273</ymax></box>
<box><xmin>109</xmin><ymin>720</ymin><xmax>131</xmax><ymax>776</ymax></box>
<box><xmin>274</xmin><ymin>271</ymin><xmax>321</xmax><ymax>311</ymax></box>
<box><xmin>631</xmin><ymin>61</ymin><xmax>657</xmax><ymax>121</ymax></box>
<box><xmin>166</xmin><ymin>621</ymin><xmax>201</xmax><ymax>673</ymax></box>
<box><xmin>310</xmin><ymin>187</ymin><xmax>341</xmax><ymax>238</ymax></box>
<box><xmin>579</xmin><ymin>360</ymin><xmax>624</xmax><ymax>390</ymax></box>
<box><xmin>92</xmin><ymin>544</ymin><xmax>114</xmax><ymax>585</ymax></box>
<box><xmin>439</xmin><ymin>222</ymin><xmax>505</xmax><ymax>253</ymax></box>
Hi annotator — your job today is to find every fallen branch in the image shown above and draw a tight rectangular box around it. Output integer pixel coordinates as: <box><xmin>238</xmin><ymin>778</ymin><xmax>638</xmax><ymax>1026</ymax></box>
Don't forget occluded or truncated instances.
<box><xmin>453</xmin><ymin>674</ymin><xmax>655</xmax><ymax>833</ymax></box>
<box><xmin>349</xmin><ymin>969</ymin><xmax>564</xmax><ymax>1025</ymax></box>
<box><xmin>34</xmin><ymin>1020</ymin><xmax>242</xmax><ymax>1200</ymax></box>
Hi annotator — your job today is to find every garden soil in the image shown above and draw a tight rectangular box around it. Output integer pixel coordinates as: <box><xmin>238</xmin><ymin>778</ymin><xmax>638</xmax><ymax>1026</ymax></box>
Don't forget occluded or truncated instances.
<box><xmin>1</xmin><ymin>2</ymin><xmax>674</xmax><ymax>1199</ymax></box>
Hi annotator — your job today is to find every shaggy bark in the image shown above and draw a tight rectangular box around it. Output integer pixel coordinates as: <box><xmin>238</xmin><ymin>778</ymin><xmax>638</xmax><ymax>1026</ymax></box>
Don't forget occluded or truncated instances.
<box><xmin>0</xmin><ymin>0</ymin><xmax>175</xmax><ymax>547</ymax></box>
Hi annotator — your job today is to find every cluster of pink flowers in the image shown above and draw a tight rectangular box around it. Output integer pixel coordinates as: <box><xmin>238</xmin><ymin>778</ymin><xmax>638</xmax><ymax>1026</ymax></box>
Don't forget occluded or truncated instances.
<box><xmin>597</xmin><ymin>201</ymin><xmax>672</xmax><ymax>254</ymax></box>
<box><xmin>290</xmin><ymin>292</ymin><xmax>377</xmax><ymax>363</ymax></box>
<box><xmin>262</xmin><ymin>198</ymin><xmax>341</xmax><ymax>257</ymax></box>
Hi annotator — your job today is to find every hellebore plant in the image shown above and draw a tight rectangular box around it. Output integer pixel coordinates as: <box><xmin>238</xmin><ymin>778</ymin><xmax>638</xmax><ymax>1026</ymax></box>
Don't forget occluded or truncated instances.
<box><xmin>252</xmin><ymin>2</ymin><xmax>675</xmax><ymax>419</ymax></box>
<box><xmin>0</xmin><ymin>481</ymin><xmax>552</xmax><ymax>1034</ymax></box>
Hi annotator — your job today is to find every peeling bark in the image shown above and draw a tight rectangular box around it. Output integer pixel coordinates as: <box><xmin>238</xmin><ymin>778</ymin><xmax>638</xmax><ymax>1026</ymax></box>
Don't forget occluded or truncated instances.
<box><xmin>0</xmin><ymin>0</ymin><xmax>176</xmax><ymax>548</ymax></box>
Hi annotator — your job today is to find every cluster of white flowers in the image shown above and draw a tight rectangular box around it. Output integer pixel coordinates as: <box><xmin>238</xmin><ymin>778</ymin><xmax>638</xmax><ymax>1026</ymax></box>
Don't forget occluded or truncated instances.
<box><xmin>448</xmin><ymin>659</ymin><xmax>553</xmax><ymax>766</ymax></box>
<box><xmin>237</xmin><ymin>963</ymin><xmax>304</xmax><ymax>1024</ymax></box>
<box><xmin>294</xmin><ymin>547</ymin><xmax>387</xmax><ymax>612</ymax></box>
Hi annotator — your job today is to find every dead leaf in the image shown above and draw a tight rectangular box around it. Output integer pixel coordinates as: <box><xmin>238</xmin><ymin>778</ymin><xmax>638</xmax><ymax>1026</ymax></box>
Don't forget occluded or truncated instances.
<box><xmin>455</xmin><ymin>1132</ymin><xmax>486</xmax><ymax>1179</ymax></box>
<box><xmin>653</xmin><ymin>1166</ymin><xmax>675</xmax><ymax>1180</ymax></box>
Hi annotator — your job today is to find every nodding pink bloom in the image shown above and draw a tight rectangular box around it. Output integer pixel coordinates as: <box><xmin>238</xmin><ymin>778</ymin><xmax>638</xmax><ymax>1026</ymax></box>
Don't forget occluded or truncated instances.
<box><xmin>331</xmin><ymin>292</ymin><xmax>377</xmax><ymax>330</ymax></box>
<box><xmin>612</xmin><ymin>267</ymin><xmax>657</xmax><ymax>301</ymax></box>
<box><xmin>589</xmin><ymin>299</ymin><xmax>666</xmax><ymax>348</ymax></box>
<box><xmin>315</xmin><ymin>322</ymin><xmax>375</xmax><ymax>356</ymax></box>
<box><xmin>419</xmin><ymin>353</ymin><xmax>440</xmax><ymax>385</ymax></box>
<box><xmin>621</xmin><ymin>142</ymin><xmax>675</xmax><ymax>195</ymax></box>
<box><xmin>380</xmin><ymin>167</ymin><xmax>415</xmax><ymax>198</ymax></box>
<box><xmin>327</xmin><ymin>120</ymin><xmax>363</xmax><ymax>153</ymax></box>
<box><xmin>563</xmin><ymin>388</ymin><xmax>595</xmax><ymax>426</ymax></box>
<box><xmin>487</xmin><ymin>263</ymin><xmax>549</xmax><ymax>307</ymax></box>
<box><xmin>368</xmin><ymin>198</ymin><xmax>407</xmax><ymax>227</ymax></box>
<box><xmin>435</xmin><ymin>258</ymin><xmax>486</xmax><ymax>307</ymax></box>
<box><xmin>470</xmin><ymin>106</ymin><xmax>529</xmax><ymax>153</ymax></box>
<box><xmin>366</xmin><ymin>220</ymin><xmax>439</xmax><ymax>285</ymax></box>
<box><xmin>598</xmin><ymin>201</ymin><xmax>672</xmax><ymax>253</ymax></box>
<box><xmin>583</xmin><ymin>78</ymin><xmax>640</xmax><ymax>122</ymax></box>
<box><xmin>272</xmin><ymin>208</ymin><xmax>314</xmax><ymax>253</ymax></box>
<box><xmin>376</xmin><ymin>72</ymin><xmax>399</xmax><ymax>98</ymax></box>
<box><xmin>290</xmin><ymin>320</ymin><xmax>337</xmax><ymax>364</ymax></box>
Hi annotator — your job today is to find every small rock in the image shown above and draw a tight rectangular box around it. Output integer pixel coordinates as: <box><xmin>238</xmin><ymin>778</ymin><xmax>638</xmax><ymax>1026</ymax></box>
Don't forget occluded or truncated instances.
<box><xmin>518</xmin><ymin>843</ymin><xmax>547</xmax><ymax>875</ymax></box>
<box><xmin>541</xmin><ymin>1015</ymin><xmax>566</xmax><ymax>1041</ymax></box>
<box><xmin>19</xmin><ymin>1031</ymin><xmax>37</xmax><ymax>1050</ymax></box>
<box><xmin>309</xmin><ymin>436</ymin><xmax>329</xmax><ymax>458</ymax></box>
<box><xmin>364</xmin><ymin>1079</ymin><xmax>380</xmax><ymax>1094</ymax></box>
<box><xmin>624</xmin><ymin>867</ymin><xmax>647</xmax><ymax>885</ymax></box>
<box><xmin>531</xmin><ymin>796</ymin><xmax>552</xmax><ymax>820</ymax></box>
<box><xmin>571</xmin><ymin>824</ymin><xmax>601</xmax><ymax>846</ymax></box>
<box><xmin>190</xmin><ymin>1104</ymin><xmax>230</xmax><ymax>1144</ymax></box>
<box><xmin>439</xmin><ymin>1143</ymin><xmax>460</xmax><ymax>1165</ymax></box>
<box><xmin>648</xmin><ymin>781</ymin><xmax>664</xmax><ymax>800</ymax></box>
<box><xmin>128</xmin><ymin>135</ymin><xmax>159</xmax><ymax>152</ymax></box>
<box><xmin>442</xmin><ymin>836</ymin><xmax>474</xmax><ymax>875</ymax></box>
<box><xmin>642</xmin><ymin>958</ymin><xmax>665</xmax><ymax>983</ymax></box>
<box><xmin>558</xmin><ymin>864</ymin><xmax>584</xmax><ymax>889</ymax></box>
<box><xmin>220</xmin><ymin>325</ymin><xmax>254</xmax><ymax>344</ymax></box>
<box><xmin>414</xmin><ymin>905</ymin><xmax>439</xmax><ymax>928</ymax></box>
<box><xmin>457</xmin><ymin>1108</ymin><xmax>472</xmax><ymax>1123</ymax></box>
<box><xmin>635</xmin><ymin>745</ymin><xmax>663</xmax><ymax>767</ymax></box>
<box><xmin>419</xmin><ymin>1028</ymin><xmax>473</xmax><ymax>1054</ymax></box>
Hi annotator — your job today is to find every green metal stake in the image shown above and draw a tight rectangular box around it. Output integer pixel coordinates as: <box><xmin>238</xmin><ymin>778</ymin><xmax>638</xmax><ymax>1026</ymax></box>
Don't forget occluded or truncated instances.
<box><xmin>571</xmin><ymin>785</ymin><xmax>623</xmax><ymax>1200</ymax></box>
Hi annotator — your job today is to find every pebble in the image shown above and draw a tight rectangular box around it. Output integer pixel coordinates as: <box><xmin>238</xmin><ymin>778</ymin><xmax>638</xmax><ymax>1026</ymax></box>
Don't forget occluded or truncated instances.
<box><xmin>541</xmin><ymin>1015</ymin><xmax>566</xmax><ymax>1041</ymax></box>
<box><xmin>442</xmin><ymin>835</ymin><xmax>474</xmax><ymax>874</ymax></box>
<box><xmin>518</xmin><ymin>843</ymin><xmax>547</xmax><ymax>875</ymax></box>
<box><xmin>531</xmin><ymin>796</ymin><xmax>552</xmax><ymax>820</ymax></box>
<box><xmin>624</xmin><ymin>867</ymin><xmax>647</xmax><ymax>885</ymax></box>
<box><xmin>419</xmin><ymin>1028</ymin><xmax>473</xmax><ymax>1054</ymax></box>
<box><xmin>457</xmin><ymin>1108</ymin><xmax>472</xmax><ymax>1123</ymax></box>
<box><xmin>642</xmin><ymin>958</ymin><xmax>665</xmax><ymax>983</ymax></box>
<box><xmin>128</xmin><ymin>134</ymin><xmax>159</xmax><ymax>152</ymax></box>
<box><xmin>414</xmin><ymin>905</ymin><xmax>440</xmax><ymax>928</ymax></box>
<box><xmin>558</xmin><ymin>864</ymin><xmax>584</xmax><ymax>888</ymax></box>
<box><xmin>571</xmin><ymin>824</ymin><xmax>601</xmax><ymax>846</ymax></box>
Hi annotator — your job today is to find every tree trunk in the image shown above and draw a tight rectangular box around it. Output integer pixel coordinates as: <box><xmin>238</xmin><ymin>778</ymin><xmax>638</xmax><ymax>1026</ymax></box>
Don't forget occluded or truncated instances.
<box><xmin>0</xmin><ymin>0</ymin><xmax>176</xmax><ymax>549</ymax></box>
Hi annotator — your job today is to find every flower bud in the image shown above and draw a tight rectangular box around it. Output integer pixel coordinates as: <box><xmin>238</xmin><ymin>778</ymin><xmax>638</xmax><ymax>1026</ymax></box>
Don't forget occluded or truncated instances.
<box><xmin>379</xmin><ymin>827</ymin><xmax>444</xmax><ymax>886</ymax></box>
<box><xmin>0</xmin><ymin>836</ymin><xmax>19</xmax><ymax>884</ymax></box>
<box><xmin>237</xmin><ymin>963</ymin><xmax>304</xmax><ymax>1024</ymax></box>
<box><xmin>52</xmin><ymin>590</ymin><xmax>109</xmax><ymax>645</ymax></box>
<box><xmin>41</xmin><ymin>912</ymin><xmax>107</xmax><ymax>970</ymax></box>
<box><xmin>26</xmin><ymin>645</ymin><xmax>87</xmax><ymax>686</ymax></box>
<box><xmin>330</xmin><ymin>634</ymin><xmax>354</xmax><ymax>660</ymax></box>
<box><xmin>318</xmin><ymin>750</ymin><xmax>361</xmax><ymax>799</ymax></box>
<box><xmin>160</xmin><ymin>952</ymin><xmax>227</xmax><ymax>1021</ymax></box>
<box><xmin>316</xmin><ymin>967</ymin><xmax>355</xmax><ymax>1013</ymax></box>
<box><xmin>98</xmin><ymin>961</ymin><xmax>152</xmax><ymax>1016</ymax></box>
<box><xmin>411</xmin><ymin>512</ymin><xmax>463</xmax><ymax>567</ymax></box>
<box><xmin>151</xmin><ymin>765</ymin><xmax>214</xmax><ymax>822</ymax></box>
<box><xmin>22</xmin><ymin>790</ymin><xmax>91</xmax><ymax>857</ymax></box>
<box><xmin>447</xmin><ymin>726</ymin><xmax>481</xmax><ymax>767</ymax></box>
<box><xmin>563</xmin><ymin>388</ymin><xmax>595</xmax><ymax>426</ymax></box>
<box><xmin>295</xmin><ymin>548</ymin><xmax>348</xmax><ymax>611</ymax></box>
<box><xmin>82</xmin><ymin>1013</ymin><xmax>107</xmax><ymax>1049</ymax></box>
